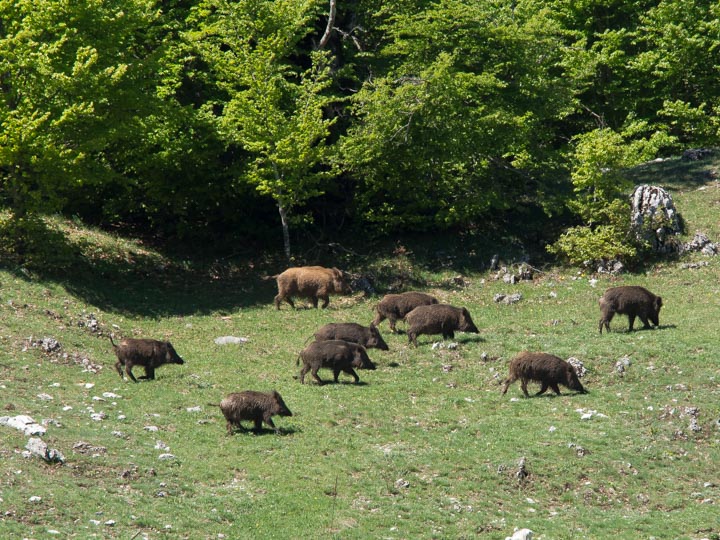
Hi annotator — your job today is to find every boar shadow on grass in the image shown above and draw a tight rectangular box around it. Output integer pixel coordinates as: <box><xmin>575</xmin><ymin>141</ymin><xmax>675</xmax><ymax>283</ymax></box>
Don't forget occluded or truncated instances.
<box><xmin>292</xmin><ymin>375</ymin><xmax>370</xmax><ymax>386</ymax></box>
<box><xmin>228</xmin><ymin>426</ymin><xmax>298</xmax><ymax>436</ymax></box>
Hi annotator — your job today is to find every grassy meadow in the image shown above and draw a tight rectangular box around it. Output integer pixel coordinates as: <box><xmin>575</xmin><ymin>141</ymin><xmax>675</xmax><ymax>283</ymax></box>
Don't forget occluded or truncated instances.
<box><xmin>1</xmin><ymin>154</ymin><xmax>720</xmax><ymax>539</ymax></box>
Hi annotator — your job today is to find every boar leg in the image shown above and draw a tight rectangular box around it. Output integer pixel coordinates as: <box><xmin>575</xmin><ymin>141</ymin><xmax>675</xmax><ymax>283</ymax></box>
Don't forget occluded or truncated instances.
<box><xmin>638</xmin><ymin>314</ymin><xmax>651</xmax><ymax>328</ymax></box>
<box><xmin>275</xmin><ymin>294</ymin><xmax>295</xmax><ymax>309</ymax></box>
<box><xmin>550</xmin><ymin>383</ymin><xmax>562</xmax><ymax>395</ymax></box>
<box><xmin>140</xmin><ymin>366</ymin><xmax>155</xmax><ymax>380</ymax></box>
<box><xmin>299</xmin><ymin>365</ymin><xmax>309</xmax><ymax>384</ymax></box>
<box><xmin>599</xmin><ymin>310</ymin><xmax>615</xmax><ymax>333</ymax></box>
<box><xmin>407</xmin><ymin>331</ymin><xmax>418</xmax><ymax>347</ymax></box>
<box><xmin>627</xmin><ymin>314</ymin><xmax>636</xmax><ymax>331</ymax></box>
<box><xmin>342</xmin><ymin>368</ymin><xmax>360</xmax><ymax>383</ymax></box>
<box><xmin>372</xmin><ymin>312</ymin><xmax>385</xmax><ymax>328</ymax></box>
<box><xmin>262</xmin><ymin>417</ymin><xmax>280</xmax><ymax>433</ymax></box>
<box><xmin>311</xmin><ymin>366</ymin><xmax>325</xmax><ymax>385</ymax></box>
<box><xmin>520</xmin><ymin>378</ymin><xmax>530</xmax><ymax>397</ymax></box>
<box><xmin>319</xmin><ymin>295</ymin><xmax>330</xmax><ymax>309</ymax></box>
<box><xmin>125</xmin><ymin>364</ymin><xmax>139</xmax><ymax>383</ymax></box>
<box><xmin>114</xmin><ymin>361</ymin><xmax>125</xmax><ymax>379</ymax></box>
<box><xmin>388</xmin><ymin>317</ymin><xmax>398</xmax><ymax>332</ymax></box>
<box><xmin>536</xmin><ymin>382</ymin><xmax>549</xmax><ymax>396</ymax></box>
<box><xmin>501</xmin><ymin>377</ymin><xmax>515</xmax><ymax>395</ymax></box>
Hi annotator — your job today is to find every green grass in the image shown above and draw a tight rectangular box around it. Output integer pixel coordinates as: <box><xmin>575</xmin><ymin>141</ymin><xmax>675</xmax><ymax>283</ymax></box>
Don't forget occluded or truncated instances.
<box><xmin>1</xmin><ymin>153</ymin><xmax>720</xmax><ymax>539</ymax></box>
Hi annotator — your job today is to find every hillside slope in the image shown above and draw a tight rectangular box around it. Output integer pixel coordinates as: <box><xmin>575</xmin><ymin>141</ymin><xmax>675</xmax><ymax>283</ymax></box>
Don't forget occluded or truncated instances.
<box><xmin>1</xmin><ymin>153</ymin><xmax>719</xmax><ymax>539</ymax></box>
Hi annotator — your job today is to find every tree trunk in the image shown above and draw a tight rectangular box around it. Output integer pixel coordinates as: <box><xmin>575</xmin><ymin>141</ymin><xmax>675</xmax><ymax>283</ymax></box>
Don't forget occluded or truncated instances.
<box><xmin>278</xmin><ymin>202</ymin><xmax>291</xmax><ymax>262</ymax></box>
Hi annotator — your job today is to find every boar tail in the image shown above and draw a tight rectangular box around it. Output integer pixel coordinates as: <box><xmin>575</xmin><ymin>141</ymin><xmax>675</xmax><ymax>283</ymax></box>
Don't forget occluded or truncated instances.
<box><xmin>108</xmin><ymin>335</ymin><xmax>118</xmax><ymax>349</ymax></box>
<box><xmin>207</xmin><ymin>403</ymin><xmax>221</xmax><ymax>408</ymax></box>
<box><xmin>261</xmin><ymin>274</ymin><xmax>279</xmax><ymax>281</ymax></box>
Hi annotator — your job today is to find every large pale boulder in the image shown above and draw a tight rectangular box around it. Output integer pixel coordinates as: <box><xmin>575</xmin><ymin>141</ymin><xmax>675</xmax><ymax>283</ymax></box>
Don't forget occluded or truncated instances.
<box><xmin>630</xmin><ymin>185</ymin><xmax>682</xmax><ymax>252</ymax></box>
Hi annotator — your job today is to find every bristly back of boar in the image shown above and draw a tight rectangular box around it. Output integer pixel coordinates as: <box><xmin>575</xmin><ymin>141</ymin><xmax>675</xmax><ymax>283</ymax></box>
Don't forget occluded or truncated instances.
<box><xmin>218</xmin><ymin>390</ymin><xmax>292</xmax><ymax>434</ymax></box>
<box><xmin>372</xmin><ymin>292</ymin><xmax>439</xmax><ymax>332</ymax></box>
<box><xmin>405</xmin><ymin>303</ymin><xmax>479</xmax><ymax>346</ymax></box>
<box><xmin>502</xmin><ymin>351</ymin><xmax>587</xmax><ymax>397</ymax></box>
<box><xmin>598</xmin><ymin>285</ymin><xmax>663</xmax><ymax>333</ymax></box>
<box><xmin>274</xmin><ymin>266</ymin><xmax>350</xmax><ymax>310</ymax></box>
<box><xmin>110</xmin><ymin>336</ymin><xmax>185</xmax><ymax>383</ymax></box>
<box><xmin>313</xmin><ymin>322</ymin><xmax>389</xmax><ymax>351</ymax></box>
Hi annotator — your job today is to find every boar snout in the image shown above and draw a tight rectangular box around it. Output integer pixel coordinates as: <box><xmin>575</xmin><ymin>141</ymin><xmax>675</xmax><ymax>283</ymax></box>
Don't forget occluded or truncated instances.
<box><xmin>166</xmin><ymin>344</ymin><xmax>184</xmax><ymax>364</ymax></box>
<box><xmin>273</xmin><ymin>391</ymin><xmax>293</xmax><ymax>417</ymax></box>
<box><xmin>460</xmin><ymin>309</ymin><xmax>479</xmax><ymax>333</ymax></box>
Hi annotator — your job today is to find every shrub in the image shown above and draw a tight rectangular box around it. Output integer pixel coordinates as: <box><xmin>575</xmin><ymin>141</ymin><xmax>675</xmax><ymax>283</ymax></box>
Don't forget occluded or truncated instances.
<box><xmin>547</xmin><ymin>224</ymin><xmax>637</xmax><ymax>266</ymax></box>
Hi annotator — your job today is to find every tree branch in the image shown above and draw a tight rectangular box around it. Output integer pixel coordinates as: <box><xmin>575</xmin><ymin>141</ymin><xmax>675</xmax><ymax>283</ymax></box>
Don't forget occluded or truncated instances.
<box><xmin>318</xmin><ymin>0</ymin><xmax>337</xmax><ymax>50</ymax></box>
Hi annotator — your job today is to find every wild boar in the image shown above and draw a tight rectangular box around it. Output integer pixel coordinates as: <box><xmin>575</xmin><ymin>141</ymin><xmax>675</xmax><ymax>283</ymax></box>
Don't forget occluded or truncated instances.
<box><xmin>273</xmin><ymin>266</ymin><xmax>350</xmax><ymax>310</ymax></box>
<box><xmin>372</xmin><ymin>292</ymin><xmax>439</xmax><ymax>332</ymax></box>
<box><xmin>297</xmin><ymin>340</ymin><xmax>376</xmax><ymax>385</ymax></box>
<box><xmin>110</xmin><ymin>336</ymin><xmax>184</xmax><ymax>383</ymax></box>
<box><xmin>502</xmin><ymin>351</ymin><xmax>587</xmax><ymax>397</ymax></box>
<box><xmin>405</xmin><ymin>304</ymin><xmax>479</xmax><ymax>346</ymax></box>
<box><xmin>216</xmin><ymin>391</ymin><xmax>292</xmax><ymax>434</ymax></box>
<box><xmin>314</xmin><ymin>322</ymin><xmax>389</xmax><ymax>351</ymax></box>
<box><xmin>598</xmin><ymin>285</ymin><xmax>663</xmax><ymax>333</ymax></box>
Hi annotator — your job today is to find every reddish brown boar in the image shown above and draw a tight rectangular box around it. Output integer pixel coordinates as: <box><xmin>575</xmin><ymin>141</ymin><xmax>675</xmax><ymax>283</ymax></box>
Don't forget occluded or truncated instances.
<box><xmin>314</xmin><ymin>322</ymin><xmax>389</xmax><ymax>351</ymax></box>
<box><xmin>110</xmin><ymin>336</ymin><xmax>185</xmax><ymax>383</ymax></box>
<box><xmin>598</xmin><ymin>286</ymin><xmax>663</xmax><ymax>333</ymax></box>
<box><xmin>405</xmin><ymin>304</ymin><xmax>479</xmax><ymax>346</ymax></box>
<box><xmin>216</xmin><ymin>391</ymin><xmax>292</xmax><ymax>434</ymax></box>
<box><xmin>502</xmin><ymin>352</ymin><xmax>587</xmax><ymax>397</ymax></box>
<box><xmin>298</xmin><ymin>340</ymin><xmax>376</xmax><ymax>385</ymax></box>
<box><xmin>273</xmin><ymin>266</ymin><xmax>350</xmax><ymax>310</ymax></box>
<box><xmin>372</xmin><ymin>292</ymin><xmax>439</xmax><ymax>332</ymax></box>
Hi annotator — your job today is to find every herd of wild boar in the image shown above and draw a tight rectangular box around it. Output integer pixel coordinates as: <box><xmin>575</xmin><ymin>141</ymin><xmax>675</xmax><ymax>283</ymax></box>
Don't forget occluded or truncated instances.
<box><xmin>109</xmin><ymin>265</ymin><xmax>663</xmax><ymax>434</ymax></box>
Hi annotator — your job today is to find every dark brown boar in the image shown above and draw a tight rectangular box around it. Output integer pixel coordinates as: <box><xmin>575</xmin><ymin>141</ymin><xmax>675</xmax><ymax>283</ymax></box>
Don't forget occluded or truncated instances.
<box><xmin>273</xmin><ymin>266</ymin><xmax>350</xmax><ymax>310</ymax></box>
<box><xmin>216</xmin><ymin>390</ymin><xmax>292</xmax><ymax>434</ymax></box>
<box><xmin>502</xmin><ymin>351</ymin><xmax>587</xmax><ymax>397</ymax></box>
<box><xmin>598</xmin><ymin>285</ymin><xmax>663</xmax><ymax>333</ymax></box>
<box><xmin>297</xmin><ymin>340</ymin><xmax>376</xmax><ymax>385</ymax></box>
<box><xmin>110</xmin><ymin>336</ymin><xmax>185</xmax><ymax>383</ymax></box>
<box><xmin>372</xmin><ymin>292</ymin><xmax>439</xmax><ymax>332</ymax></box>
<box><xmin>405</xmin><ymin>304</ymin><xmax>479</xmax><ymax>346</ymax></box>
<box><xmin>314</xmin><ymin>322</ymin><xmax>389</xmax><ymax>351</ymax></box>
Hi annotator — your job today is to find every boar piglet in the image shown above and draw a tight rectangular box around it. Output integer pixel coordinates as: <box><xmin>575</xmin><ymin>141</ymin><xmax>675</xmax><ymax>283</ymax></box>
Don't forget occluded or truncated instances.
<box><xmin>405</xmin><ymin>304</ymin><xmax>479</xmax><ymax>346</ymax></box>
<box><xmin>502</xmin><ymin>351</ymin><xmax>587</xmax><ymax>397</ymax></box>
<box><xmin>273</xmin><ymin>266</ymin><xmax>349</xmax><ymax>310</ymax></box>
<box><xmin>216</xmin><ymin>390</ymin><xmax>292</xmax><ymax>434</ymax></box>
<box><xmin>314</xmin><ymin>322</ymin><xmax>389</xmax><ymax>351</ymax></box>
<box><xmin>110</xmin><ymin>336</ymin><xmax>184</xmax><ymax>383</ymax></box>
<box><xmin>598</xmin><ymin>285</ymin><xmax>663</xmax><ymax>333</ymax></box>
<box><xmin>298</xmin><ymin>340</ymin><xmax>376</xmax><ymax>385</ymax></box>
<box><xmin>372</xmin><ymin>292</ymin><xmax>439</xmax><ymax>332</ymax></box>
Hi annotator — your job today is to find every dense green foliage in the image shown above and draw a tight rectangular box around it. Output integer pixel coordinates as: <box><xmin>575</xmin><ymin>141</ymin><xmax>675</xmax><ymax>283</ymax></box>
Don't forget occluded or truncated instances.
<box><xmin>2</xmin><ymin>0</ymin><xmax>719</xmax><ymax>256</ymax></box>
